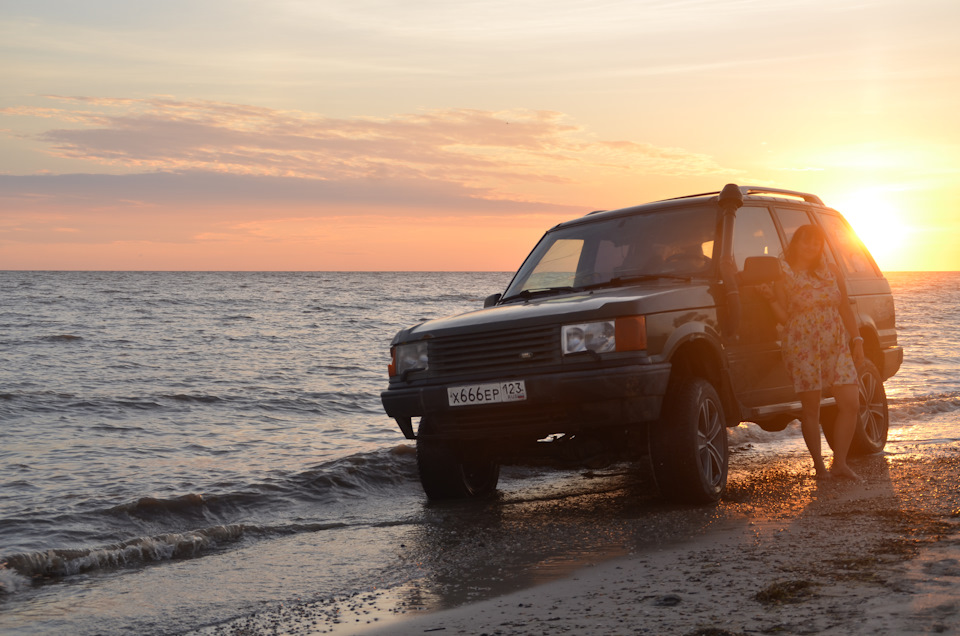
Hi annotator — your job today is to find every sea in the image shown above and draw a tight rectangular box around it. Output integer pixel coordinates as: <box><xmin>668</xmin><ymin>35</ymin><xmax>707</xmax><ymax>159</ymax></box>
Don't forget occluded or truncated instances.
<box><xmin>1</xmin><ymin>270</ymin><xmax>958</xmax><ymax>635</ymax></box>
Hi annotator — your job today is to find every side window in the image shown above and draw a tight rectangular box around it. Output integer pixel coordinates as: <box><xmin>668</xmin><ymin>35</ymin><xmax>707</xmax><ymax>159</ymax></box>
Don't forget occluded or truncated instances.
<box><xmin>818</xmin><ymin>213</ymin><xmax>877</xmax><ymax>276</ymax></box>
<box><xmin>731</xmin><ymin>206</ymin><xmax>781</xmax><ymax>270</ymax></box>
<box><xmin>775</xmin><ymin>207</ymin><xmax>814</xmax><ymax>245</ymax></box>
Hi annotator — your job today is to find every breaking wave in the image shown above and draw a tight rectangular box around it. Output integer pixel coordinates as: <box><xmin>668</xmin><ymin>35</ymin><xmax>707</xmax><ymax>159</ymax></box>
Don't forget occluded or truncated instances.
<box><xmin>3</xmin><ymin>524</ymin><xmax>246</xmax><ymax>584</ymax></box>
<box><xmin>889</xmin><ymin>392</ymin><xmax>960</xmax><ymax>420</ymax></box>
<box><xmin>0</xmin><ymin>445</ymin><xmax>419</xmax><ymax>593</ymax></box>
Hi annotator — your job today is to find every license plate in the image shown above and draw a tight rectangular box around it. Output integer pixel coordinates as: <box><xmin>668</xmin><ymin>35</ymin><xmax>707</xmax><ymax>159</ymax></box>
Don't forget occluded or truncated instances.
<box><xmin>448</xmin><ymin>380</ymin><xmax>526</xmax><ymax>407</ymax></box>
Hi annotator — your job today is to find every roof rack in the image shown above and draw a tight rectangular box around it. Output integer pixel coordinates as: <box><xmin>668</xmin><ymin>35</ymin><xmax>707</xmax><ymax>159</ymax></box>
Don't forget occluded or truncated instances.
<box><xmin>655</xmin><ymin>185</ymin><xmax>823</xmax><ymax>206</ymax></box>
<box><xmin>737</xmin><ymin>186</ymin><xmax>823</xmax><ymax>205</ymax></box>
<box><xmin>656</xmin><ymin>190</ymin><xmax>722</xmax><ymax>203</ymax></box>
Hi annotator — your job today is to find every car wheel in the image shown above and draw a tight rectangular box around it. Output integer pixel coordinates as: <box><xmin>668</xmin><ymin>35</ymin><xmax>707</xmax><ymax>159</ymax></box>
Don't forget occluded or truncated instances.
<box><xmin>851</xmin><ymin>360</ymin><xmax>890</xmax><ymax>455</ymax></box>
<box><xmin>823</xmin><ymin>360</ymin><xmax>888</xmax><ymax>456</ymax></box>
<box><xmin>650</xmin><ymin>377</ymin><xmax>728</xmax><ymax>504</ymax></box>
<box><xmin>416</xmin><ymin>419</ymin><xmax>500</xmax><ymax>500</ymax></box>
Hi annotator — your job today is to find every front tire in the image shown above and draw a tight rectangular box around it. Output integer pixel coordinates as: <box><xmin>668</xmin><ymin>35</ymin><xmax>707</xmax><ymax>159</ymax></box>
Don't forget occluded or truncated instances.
<box><xmin>416</xmin><ymin>419</ymin><xmax>500</xmax><ymax>500</ymax></box>
<box><xmin>650</xmin><ymin>377</ymin><xmax>728</xmax><ymax>504</ymax></box>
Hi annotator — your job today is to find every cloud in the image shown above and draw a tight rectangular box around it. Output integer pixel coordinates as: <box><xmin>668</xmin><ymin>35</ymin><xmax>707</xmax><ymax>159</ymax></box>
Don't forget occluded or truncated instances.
<box><xmin>0</xmin><ymin>96</ymin><xmax>735</xmax><ymax>252</ymax></box>
<box><xmin>7</xmin><ymin>95</ymin><xmax>728</xmax><ymax>186</ymax></box>
<box><xmin>0</xmin><ymin>170</ymin><xmax>565</xmax><ymax>213</ymax></box>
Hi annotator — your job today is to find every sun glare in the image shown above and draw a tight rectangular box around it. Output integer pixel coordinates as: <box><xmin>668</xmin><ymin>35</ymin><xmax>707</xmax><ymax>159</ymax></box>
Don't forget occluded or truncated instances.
<box><xmin>830</xmin><ymin>190</ymin><xmax>909</xmax><ymax>271</ymax></box>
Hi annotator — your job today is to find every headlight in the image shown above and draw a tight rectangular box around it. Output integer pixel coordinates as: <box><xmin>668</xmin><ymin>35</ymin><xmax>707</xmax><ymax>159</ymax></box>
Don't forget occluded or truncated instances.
<box><xmin>562</xmin><ymin>316</ymin><xmax>646</xmax><ymax>355</ymax></box>
<box><xmin>562</xmin><ymin>321</ymin><xmax>615</xmax><ymax>354</ymax></box>
<box><xmin>391</xmin><ymin>341</ymin><xmax>429</xmax><ymax>376</ymax></box>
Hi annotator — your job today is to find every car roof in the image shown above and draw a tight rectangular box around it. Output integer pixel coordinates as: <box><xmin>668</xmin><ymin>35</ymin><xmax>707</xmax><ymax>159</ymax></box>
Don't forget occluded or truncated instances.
<box><xmin>552</xmin><ymin>186</ymin><xmax>829</xmax><ymax>231</ymax></box>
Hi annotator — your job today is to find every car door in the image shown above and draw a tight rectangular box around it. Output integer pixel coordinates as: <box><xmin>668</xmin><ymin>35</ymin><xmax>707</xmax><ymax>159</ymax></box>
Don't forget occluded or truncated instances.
<box><xmin>724</xmin><ymin>205</ymin><xmax>795</xmax><ymax>407</ymax></box>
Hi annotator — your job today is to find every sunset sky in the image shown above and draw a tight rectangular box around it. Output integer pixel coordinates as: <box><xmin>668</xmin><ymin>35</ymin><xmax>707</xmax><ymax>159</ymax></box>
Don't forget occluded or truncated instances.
<box><xmin>2</xmin><ymin>0</ymin><xmax>958</xmax><ymax>271</ymax></box>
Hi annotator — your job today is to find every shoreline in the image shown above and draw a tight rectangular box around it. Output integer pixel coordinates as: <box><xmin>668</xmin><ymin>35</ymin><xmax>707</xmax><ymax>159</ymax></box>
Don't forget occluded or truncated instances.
<box><xmin>367</xmin><ymin>450</ymin><xmax>960</xmax><ymax>635</ymax></box>
<box><xmin>201</xmin><ymin>444</ymin><xmax>960</xmax><ymax>636</ymax></box>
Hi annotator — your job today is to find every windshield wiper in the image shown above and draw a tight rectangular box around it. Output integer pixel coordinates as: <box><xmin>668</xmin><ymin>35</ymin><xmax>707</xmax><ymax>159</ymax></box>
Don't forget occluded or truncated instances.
<box><xmin>501</xmin><ymin>274</ymin><xmax>693</xmax><ymax>302</ymax></box>
<box><xmin>500</xmin><ymin>286</ymin><xmax>579</xmax><ymax>303</ymax></box>
<box><xmin>581</xmin><ymin>273</ymin><xmax>692</xmax><ymax>290</ymax></box>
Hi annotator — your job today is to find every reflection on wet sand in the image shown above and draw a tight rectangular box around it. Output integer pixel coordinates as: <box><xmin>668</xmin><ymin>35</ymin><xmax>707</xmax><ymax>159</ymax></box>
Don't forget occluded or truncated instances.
<box><xmin>367</xmin><ymin>446</ymin><xmax>960</xmax><ymax>636</ymax></box>
<box><xmin>194</xmin><ymin>432</ymin><xmax>960</xmax><ymax>636</ymax></box>
<box><xmin>398</xmin><ymin>468</ymin><xmax>715</xmax><ymax>611</ymax></box>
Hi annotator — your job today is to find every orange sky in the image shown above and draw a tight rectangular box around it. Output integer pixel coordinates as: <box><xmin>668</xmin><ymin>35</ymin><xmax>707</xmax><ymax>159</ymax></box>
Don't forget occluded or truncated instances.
<box><xmin>2</xmin><ymin>1</ymin><xmax>959</xmax><ymax>271</ymax></box>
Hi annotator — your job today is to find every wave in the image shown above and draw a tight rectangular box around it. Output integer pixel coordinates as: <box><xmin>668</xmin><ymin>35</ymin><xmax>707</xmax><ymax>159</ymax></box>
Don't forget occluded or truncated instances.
<box><xmin>1</xmin><ymin>388</ymin><xmax>383</xmax><ymax>417</ymax></box>
<box><xmin>0</xmin><ymin>445</ymin><xmax>420</xmax><ymax>593</ymax></box>
<box><xmin>889</xmin><ymin>392</ymin><xmax>960</xmax><ymax>421</ymax></box>
<box><xmin>1</xmin><ymin>524</ymin><xmax>245</xmax><ymax>589</ymax></box>
<box><xmin>101</xmin><ymin>446</ymin><xmax>418</xmax><ymax>519</ymax></box>
<box><xmin>728</xmin><ymin>420</ymin><xmax>801</xmax><ymax>447</ymax></box>
<box><xmin>107</xmin><ymin>492</ymin><xmax>208</xmax><ymax>517</ymax></box>
<box><xmin>293</xmin><ymin>444</ymin><xmax>418</xmax><ymax>500</ymax></box>
<box><xmin>161</xmin><ymin>393</ymin><xmax>225</xmax><ymax>404</ymax></box>
<box><xmin>0</xmin><ymin>564</ymin><xmax>30</xmax><ymax>595</ymax></box>
<box><xmin>39</xmin><ymin>334</ymin><xmax>83</xmax><ymax>342</ymax></box>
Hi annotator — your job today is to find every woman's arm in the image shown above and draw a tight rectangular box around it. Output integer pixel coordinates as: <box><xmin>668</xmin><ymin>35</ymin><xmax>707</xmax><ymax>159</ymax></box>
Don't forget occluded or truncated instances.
<box><xmin>831</xmin><ymin>263</ymin><xmax>865</xmax><ymax>366</ymax></box>
<box><xmin>760</xmin><ymin>280</ymin><xmax>789</xmax><ymax>325</ymax></box>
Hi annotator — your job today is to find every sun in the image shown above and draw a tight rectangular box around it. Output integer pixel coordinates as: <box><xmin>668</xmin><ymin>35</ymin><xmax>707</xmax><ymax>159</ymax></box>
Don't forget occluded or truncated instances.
<box><xmin>829</xmin><ymin>189</ymin><xmax>909</xmax><ymax>271</ymax></box>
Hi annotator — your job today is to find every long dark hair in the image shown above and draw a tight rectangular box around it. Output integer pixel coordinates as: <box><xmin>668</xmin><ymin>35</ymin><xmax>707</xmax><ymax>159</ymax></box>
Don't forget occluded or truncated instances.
<box><xmin>784</xmin><ymin>224</ymin><xmax>827</xmax><ymax>273</ymax></box>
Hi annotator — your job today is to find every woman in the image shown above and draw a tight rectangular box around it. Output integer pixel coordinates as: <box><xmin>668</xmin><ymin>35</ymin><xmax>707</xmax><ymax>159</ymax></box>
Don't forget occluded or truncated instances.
<box><xmin>762</xmin><ymin>224</ymin><xmax>865</xmax><ymax>479</ymax></box>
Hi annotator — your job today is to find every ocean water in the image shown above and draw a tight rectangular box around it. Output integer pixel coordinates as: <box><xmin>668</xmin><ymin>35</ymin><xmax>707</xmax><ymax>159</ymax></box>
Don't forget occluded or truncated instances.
<box><xmin>1</xmin><ymin>270</ymin><xmax>958</xmax><ymax>635</ymax></box>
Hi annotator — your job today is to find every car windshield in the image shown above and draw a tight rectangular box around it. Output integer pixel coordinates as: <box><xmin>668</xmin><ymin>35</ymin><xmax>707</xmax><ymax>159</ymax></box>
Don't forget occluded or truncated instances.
<box><xmin>503</xmin><ymin>206</ymin><xmax>718</xmax><ymax>300</ymax></box>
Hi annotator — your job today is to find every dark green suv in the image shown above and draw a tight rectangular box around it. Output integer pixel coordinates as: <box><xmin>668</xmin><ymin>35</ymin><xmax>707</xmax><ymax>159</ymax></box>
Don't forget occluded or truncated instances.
<box><xmin>381</xmin><ymin>185</ymin><xmax>903</xmax><ymax>503</ymax></box>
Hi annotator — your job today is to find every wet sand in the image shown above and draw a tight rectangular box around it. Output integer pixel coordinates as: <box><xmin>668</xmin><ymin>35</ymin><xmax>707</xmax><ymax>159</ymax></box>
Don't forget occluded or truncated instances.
<box><xmin>200</xmin><ymin>440</ymin><xmax>960</xmax><ymax>636</ymax></box>
<box><xmin>370</xmin><ymin>453</ymin><xmax>960</xmax><ymax>635</ymax></box>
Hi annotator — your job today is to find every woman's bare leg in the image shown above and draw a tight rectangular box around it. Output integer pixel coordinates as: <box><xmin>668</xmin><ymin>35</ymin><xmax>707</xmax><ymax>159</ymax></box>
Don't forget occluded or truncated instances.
<box><xmin>829</xmin><ymin>383</ymin><xmax>861</xmax><ymax>480</ymax></box>
<box><xmin>799</xmin><ymin>390</ymin><xmax>829</xmax><ymax>477</ymax></box>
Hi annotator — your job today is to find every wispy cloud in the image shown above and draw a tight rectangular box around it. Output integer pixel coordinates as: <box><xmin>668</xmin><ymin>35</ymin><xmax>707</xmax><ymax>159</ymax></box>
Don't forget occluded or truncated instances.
<box><xmin>0</xmin><ymin>171</ymin><xmax>550</xmax><ymax>214</ymax></box>
<box><xmin>9</xmin><ymin>95</ymin><xmax>726</xmax><ymax>182</ymax></box>
<box><xmin>1</xmin><ymin>96</ymin><xmax>731</xmax><ymax>217</ymax></box>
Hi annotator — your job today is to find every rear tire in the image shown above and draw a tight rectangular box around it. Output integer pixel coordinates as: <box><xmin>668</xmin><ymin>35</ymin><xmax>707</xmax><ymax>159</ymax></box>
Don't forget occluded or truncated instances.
<box><xmin>822</xmin><ymin>360</ymin><xmax>888</xmax><ymax>456</ymax></box>
<box><xmin>650</xmin><ymin>377</ymin><xmax>728</xmax><ymax>504</ymax></box>
<box><xmin>416</xmin><ymin>419</ymin><xmax>500</xmax><ymax>500</ymax></box>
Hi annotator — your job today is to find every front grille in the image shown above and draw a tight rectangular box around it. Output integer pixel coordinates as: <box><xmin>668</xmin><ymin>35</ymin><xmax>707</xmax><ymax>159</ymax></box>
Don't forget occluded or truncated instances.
<box><xmin>429</xmin><ymin>324</ymin><xmax>560</xmax><ymax>376</ymax></box>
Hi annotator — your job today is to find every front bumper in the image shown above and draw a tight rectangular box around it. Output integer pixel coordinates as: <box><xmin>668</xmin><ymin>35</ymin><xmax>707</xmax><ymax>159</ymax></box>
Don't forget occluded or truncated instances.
<box><xmin>381</xmin><ymin>363</ymin><xmax>672</xmax><ymax>441</ymax></box>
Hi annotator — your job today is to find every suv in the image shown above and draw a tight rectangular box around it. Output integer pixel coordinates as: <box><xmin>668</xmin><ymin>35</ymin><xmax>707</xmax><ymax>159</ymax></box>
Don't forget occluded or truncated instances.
<box><xmin>381</xmin><ymin>185</ymin><xmax>903</xmax><ymax>503</ymax></box>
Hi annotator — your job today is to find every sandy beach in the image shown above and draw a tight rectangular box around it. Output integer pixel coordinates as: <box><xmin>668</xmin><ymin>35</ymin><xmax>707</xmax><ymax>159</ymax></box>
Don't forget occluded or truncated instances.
<box><xmin>376</xmin><ymin>458</ymin><xmax>960</xmax><ymax>636</ymax></box>
<box><xmin>376</xmin><ymin>448</ymin><xmax>960</xmax><ymax>635</ymax></box>
<box><xmin>203</xmin><ymin>438</ymin><xmax>960</xmax><ymax>636</ymax></box>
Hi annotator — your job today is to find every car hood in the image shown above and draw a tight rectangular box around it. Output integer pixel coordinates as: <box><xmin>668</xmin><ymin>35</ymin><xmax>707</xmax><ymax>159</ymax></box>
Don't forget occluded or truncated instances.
<box><xmin>391</xmin><ymin>281</ymin><xmax>717</xmax><ymax>344</ymax></box>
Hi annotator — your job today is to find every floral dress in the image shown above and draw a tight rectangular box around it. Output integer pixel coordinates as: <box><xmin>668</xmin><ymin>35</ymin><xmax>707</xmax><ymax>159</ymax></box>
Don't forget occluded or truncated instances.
<box><xmin>780</xmin><ymin>260</ymin><xmax>859</xmax><ymax>392</ymax></box>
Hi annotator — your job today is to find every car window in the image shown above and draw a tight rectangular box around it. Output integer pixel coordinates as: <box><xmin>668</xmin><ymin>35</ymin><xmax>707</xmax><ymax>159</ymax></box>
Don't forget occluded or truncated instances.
<box><xmin>731</xmin><ymin>206</ymin><xmax>782</xmax><ymax>270</ymax></box>
<box><xmin>775</xmin><ymin>207</ymin><xmax>814</xmax><ymax>245</ymax></box>
<box><xmin>592</xmin><ymin>239</ymin><xmax>630</xmax><ymax>274</ymax></box>
<box><xmin>818</xmin><ymin>213</ymin><xmax>878</xmax><ymax>276</ymax></box>
<box><xmin>503</xmin><ymin>206</ymin><xmax>717</xmax><ymax>296</ymax></box>
<box><xmin>522</xmin><ymin>239</ymin><xmax>582</xmax><ymax>289</ymax></box>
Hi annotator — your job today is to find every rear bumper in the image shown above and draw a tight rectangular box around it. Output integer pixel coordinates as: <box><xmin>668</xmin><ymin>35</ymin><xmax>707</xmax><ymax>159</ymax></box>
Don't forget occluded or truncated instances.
<box><xmin>381</xmin><ymin>363</ymin><xmax>672</xmax><ymax>441</ymax></box>
<box><xmin>881</xmin><ymin>346</ymin><xmax>903</xmax><ymax>381</ymax></box>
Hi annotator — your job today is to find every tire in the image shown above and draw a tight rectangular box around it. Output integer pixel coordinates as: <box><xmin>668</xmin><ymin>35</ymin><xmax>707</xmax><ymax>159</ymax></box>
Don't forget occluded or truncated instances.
<box><xmin>650</xmin><ymin>377</ymin><xmax>728</xmax><ymax>504</ymax></box>
<box><xmin>416</xmin><ymin>419</ymin><xmax>500</xmax><ymax>500</ymax></box>
<box><xmin>822</xmin><ymin>360</ymin><xmax>888</xmax><ymax>456</ymax></box>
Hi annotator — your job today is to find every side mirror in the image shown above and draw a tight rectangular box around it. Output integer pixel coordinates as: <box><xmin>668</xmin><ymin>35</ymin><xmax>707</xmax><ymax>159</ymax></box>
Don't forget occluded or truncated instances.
<box><xmin>483</xmin><ymin>293</ymin><xmax>501</xmax><ymax>308</ymax></box>
<box><xmin>740</xmin><ymin>256</ymin><xmax>782</xmax><ymax>285</ymax></box>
